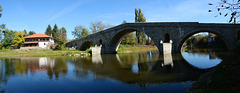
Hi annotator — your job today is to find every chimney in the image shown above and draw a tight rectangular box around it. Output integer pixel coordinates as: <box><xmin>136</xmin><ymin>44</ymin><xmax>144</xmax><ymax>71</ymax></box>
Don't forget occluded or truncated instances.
<box><xmin>51</xmin><ymin>33</ymin><xmax>52</xmax><ymax>37</ymax></box>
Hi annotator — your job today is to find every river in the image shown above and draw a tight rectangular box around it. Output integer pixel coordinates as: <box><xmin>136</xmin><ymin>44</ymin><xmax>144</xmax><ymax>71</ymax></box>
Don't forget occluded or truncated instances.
<box><xmin>0</xmin><ymin>49</ymin><xmax>224</xmax><ymax>93</ymax></box>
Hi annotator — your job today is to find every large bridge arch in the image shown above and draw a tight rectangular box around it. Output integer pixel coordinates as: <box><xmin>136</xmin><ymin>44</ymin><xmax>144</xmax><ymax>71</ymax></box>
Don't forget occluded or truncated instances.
<box><xmin>106</xmin><ymin>28</ymin><xmax>158</xmax><ymax>53</ymax></box>
<box><xmin>79</xmin><ymin>41</ymin><xmax>94</xmax><ymax>51</ymax></box>
<box><xmin>176</xmin><ymin>28</ymin><xmax>233</xmax><ymax>53</ymax></box>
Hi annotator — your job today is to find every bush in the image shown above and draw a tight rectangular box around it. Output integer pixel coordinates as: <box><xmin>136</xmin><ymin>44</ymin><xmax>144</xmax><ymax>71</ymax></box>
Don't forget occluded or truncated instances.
<box><xmin>55</xmin><ymin>44</ymin><xmax>64</xmax><ymax>50</ymax></box>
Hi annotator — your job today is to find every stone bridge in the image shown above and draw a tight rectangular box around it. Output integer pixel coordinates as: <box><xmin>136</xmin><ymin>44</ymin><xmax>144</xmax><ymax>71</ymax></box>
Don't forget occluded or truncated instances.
<box><xmin>66</xmin><ymin>22</ymin><xmax>240</xmax><ymax>54</ymax></box>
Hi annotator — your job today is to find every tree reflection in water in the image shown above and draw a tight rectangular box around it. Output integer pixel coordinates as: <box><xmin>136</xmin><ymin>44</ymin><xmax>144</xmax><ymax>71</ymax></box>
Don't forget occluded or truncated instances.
<box><xmin>0</xmin><ymin>50</ymin><xmax>222</xmax><ymax>92</ymax></box>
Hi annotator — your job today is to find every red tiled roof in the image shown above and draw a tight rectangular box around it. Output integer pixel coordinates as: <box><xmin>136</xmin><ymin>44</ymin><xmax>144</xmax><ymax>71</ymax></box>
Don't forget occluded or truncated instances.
<box><xmin>24</xmin><ymin>34</ymin><xmax>51</xmax><ymax>38</ymax></box>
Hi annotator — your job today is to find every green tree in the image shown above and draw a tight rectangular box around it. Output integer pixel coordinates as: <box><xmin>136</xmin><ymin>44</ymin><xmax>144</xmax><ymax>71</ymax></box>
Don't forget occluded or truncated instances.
<box><xmin>52</xmin><ymin>24</ymin><xmax>59</xmax><ymax>38</ymax></box>
<box><xmin>209</xmin><ymin>0</ymin><xmax>240</xmax><ymax>23</ymax></box>
<box><xmin>0</xmin><ymin>24</ymin><xmax>4</xmax><ymax>41</ymax></box>
<box><xmin>135</xmin><ymin>8</ymin><xmax>146</xmax><ymax>45</ymax></box>
<box><xmin>55</xmin><ymin>27</ymin><xmax>67</xmax><ymax>50</ymax></box>
<box><xmin>13</xmin><ymin>31</ymin><xmax>26</xmax><ymax>48</ymax></box>
<box><xmin>2</xmin><ymin>29</ymin><xmax>17</xmax><ymax>48</ymax></box>
<box><xmin>59</xmin><ymin>27</ymin><xmax>67</xmax><ymax>43</ymax></box>
<box><xmin>23</xmin><ymin>29</ymin><xmax>27</xmax><ymax>37</ymax></box>
<box><xmin>90</xmin><ymin>21</ymin><xmax>108</xmax><ymax>33</ymax></box>
<box><xmin>72</xmin><ymin>25</ymin><xmax>89</xmax><ymax>39</ymax></box>
<box><xmin>45</xmin><ymin>25</ymin><xmax>53</xmax><ymax>36</ymax></box>
<box><xmin>28</xmin><ymin>31</ymin><xmax>36</xmax><ymax>35</ymax></box>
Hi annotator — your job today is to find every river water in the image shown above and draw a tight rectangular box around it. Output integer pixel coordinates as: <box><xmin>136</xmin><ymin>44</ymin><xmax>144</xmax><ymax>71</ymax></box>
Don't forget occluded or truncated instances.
<box><xmin>0</xmin><ymin>49</ymin><xmax>224</xmax><ymax>93</ymax></box>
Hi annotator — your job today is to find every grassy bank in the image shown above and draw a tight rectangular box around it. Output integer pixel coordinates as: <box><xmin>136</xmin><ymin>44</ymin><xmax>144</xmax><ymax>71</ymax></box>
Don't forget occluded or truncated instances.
<box><xmin>0</xmin><ymin>49</ymin><xmax>90</xmax><ymax>57</ymax></box>
<box><xmin>0</xmin><ymin>45</ymin><xmax>158</xmax><ymax>57</ymax></box>
<box><xmin>117</xmin><ymin>45</ymin><xmax>158</xmax><ymax>53</ymax></box>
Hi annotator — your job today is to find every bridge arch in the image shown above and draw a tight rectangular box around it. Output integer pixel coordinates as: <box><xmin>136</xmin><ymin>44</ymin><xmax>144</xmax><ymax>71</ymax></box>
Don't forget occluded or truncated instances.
<box><xmin>79</xmin><ymin>41</ymin><xmax>94</xmax><ymax>51</ymax></box>
<box><xmin>107</xmin><ymin>28</ymin><xmax>157</xmax><ymax>53</ymax></box>
<box><xmin>177</xmin><ymin>29</ymin><xmax>232</xmax><ymax>53</ymax></box>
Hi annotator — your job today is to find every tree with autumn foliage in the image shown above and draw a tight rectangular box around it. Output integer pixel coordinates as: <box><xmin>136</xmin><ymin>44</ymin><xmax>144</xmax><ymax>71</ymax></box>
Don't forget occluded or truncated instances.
<box><xmin>13</xmin><ymin>31</ymin><xmax>27</xmax><ymax>48</ymax></box>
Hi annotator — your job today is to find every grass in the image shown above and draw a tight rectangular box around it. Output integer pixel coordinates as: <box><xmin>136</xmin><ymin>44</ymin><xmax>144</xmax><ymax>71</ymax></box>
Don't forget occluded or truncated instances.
<box><xmin>0</xmin><ymin>45</ymin><xmax>158</xmax><ymax>57</ymax></box>
<box><xmin>0</xmin><ymin>49</ymin><xmax>90</xmax><ymax>57</ymax></box>
<box><xmin>117</xmin><ymin>44</ymin><xmax>158</xmax><ymax>53</ymax></box>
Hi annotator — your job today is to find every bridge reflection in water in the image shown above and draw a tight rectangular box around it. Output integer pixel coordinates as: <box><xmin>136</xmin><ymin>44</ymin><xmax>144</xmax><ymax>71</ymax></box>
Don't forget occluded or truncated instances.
<box><xmin>0</xmin><ymin>52</ymin><xmax>210</xmax><ymax>92</ymax></box>
<box><xmin>70</xmin><ymin>51</ymin><xmax>206</xmax><ymax>85</ymax></box>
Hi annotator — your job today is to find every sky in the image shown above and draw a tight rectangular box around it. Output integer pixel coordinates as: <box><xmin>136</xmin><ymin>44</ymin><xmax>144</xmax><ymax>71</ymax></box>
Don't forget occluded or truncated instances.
<box><xmin>0</xmin><ymin>0</ymin><xmax>229</xmax><ymax>40</ymax></box>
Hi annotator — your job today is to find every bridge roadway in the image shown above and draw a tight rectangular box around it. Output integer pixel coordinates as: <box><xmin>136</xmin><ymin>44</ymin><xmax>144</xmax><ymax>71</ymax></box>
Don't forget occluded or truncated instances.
<box><xmin>66</xmin><ymin>22</ymin><xmax>240</xmax><ymax>54</ymax></box>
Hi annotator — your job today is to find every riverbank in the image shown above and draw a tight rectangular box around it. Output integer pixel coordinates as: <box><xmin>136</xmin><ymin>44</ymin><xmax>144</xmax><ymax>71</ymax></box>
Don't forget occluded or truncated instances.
<box><xmin>0</xmin><ymin>49</ymin><xmax>90</xmax><ymax>57</ymax></box>
<box><xmin>0</xmin><ymin>45</ymin><xmax>158</xmax><ymax>57</ymax></box>
<box><xmin>117</xmin><ymin>45</ymin><xmax>158</xmax><ymax>53</ymax></box>
<box><xmin>188</xmin><ymin>45</ymin><xmax>240</xmax><ymax>93</ymax></box>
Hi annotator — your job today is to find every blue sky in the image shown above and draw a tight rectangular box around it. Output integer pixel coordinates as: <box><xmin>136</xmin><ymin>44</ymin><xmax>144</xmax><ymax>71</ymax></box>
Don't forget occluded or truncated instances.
<box><xmin>0</xmin><ymin>0</ymin><xmax>229</xmax><ymax>40</ymax></box>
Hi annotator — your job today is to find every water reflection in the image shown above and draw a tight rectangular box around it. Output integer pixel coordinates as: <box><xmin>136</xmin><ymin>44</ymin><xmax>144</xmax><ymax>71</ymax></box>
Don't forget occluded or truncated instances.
<box><xmin>182</xmin><ymin>48</ymin><xmax>223</xmax><ymax>69</ymax></box>
<box><xmin>0</xmin><ymin>50</ymin><xmax>222</xmax><ymax>93</ymax></box>
<box><xmin>92</xmin><ymin>54</ymin><xmax>103</xmax><ymax>64</ymax></box>
<box><xmin>162</xmin><ymin>53</ymin><xmax>174</xmax><ymax>67</ymax></box>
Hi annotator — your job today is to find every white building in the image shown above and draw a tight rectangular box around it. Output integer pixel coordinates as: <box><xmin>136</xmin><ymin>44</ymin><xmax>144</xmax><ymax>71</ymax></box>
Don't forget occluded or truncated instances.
<box><xmin>21</xmin><ymin>34</ymin><xmax>54</xmax><ymax>49</ymax></box>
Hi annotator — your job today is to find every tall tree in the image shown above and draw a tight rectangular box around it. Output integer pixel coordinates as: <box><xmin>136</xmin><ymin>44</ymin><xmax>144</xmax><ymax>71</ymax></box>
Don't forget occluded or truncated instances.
<box><xmin>23</xmin><ymin>29</ymin><xmax>27</xmax><ymax>37</ymax></box>
<box><xmin>135</xmin><ymin>8</ymin><xmax>146</xmax><ymax>45</ymax></box>
<box><xmin>55</xmin><ymin>27</ymin><xmax>67</xmax><ymax>50</ymax></box>
<box><xmin>59</xmin><ymin>27</ymin><xmax>67</xmax><ymax>43</ymax></box>
<box><xmin>13</xmin><ymin>31</ymin><xmax>26</xmax><ymax>48</ymax></box>
<box><xmin>90</xmin><ymin>21</ymin><xmax>108</xmax><ymax>33</ymax></box>
<box><xmin>52</xmin><ymin>24</ymin><xmax>59</xmax><ymax>38</ymax></box>
<box><xmin>209</xmin><ymin>0</ymin><xmax>240</xmax><ymax>23</ymax></box>
<box><xmin>45</xmin><ymin>25</ymin><xmax>53</xmax><ymax>36</ymax></box>
<box><xmin>28</xmin><ymin>31</ymin><xmax>36</xmax><ymax>35</ymax></box>
<box><xmin>72</xmin><ymin>25</ymin><xmax>89</xmax><ymax>39</ymax></box>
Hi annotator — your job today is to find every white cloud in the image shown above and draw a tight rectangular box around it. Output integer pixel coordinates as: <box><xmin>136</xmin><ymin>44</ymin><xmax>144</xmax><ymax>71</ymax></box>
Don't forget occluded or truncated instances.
<box><xmin>47</xmin><ymin>0</ymin><xmax>87</xmax><ymax>22</ymax></box>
